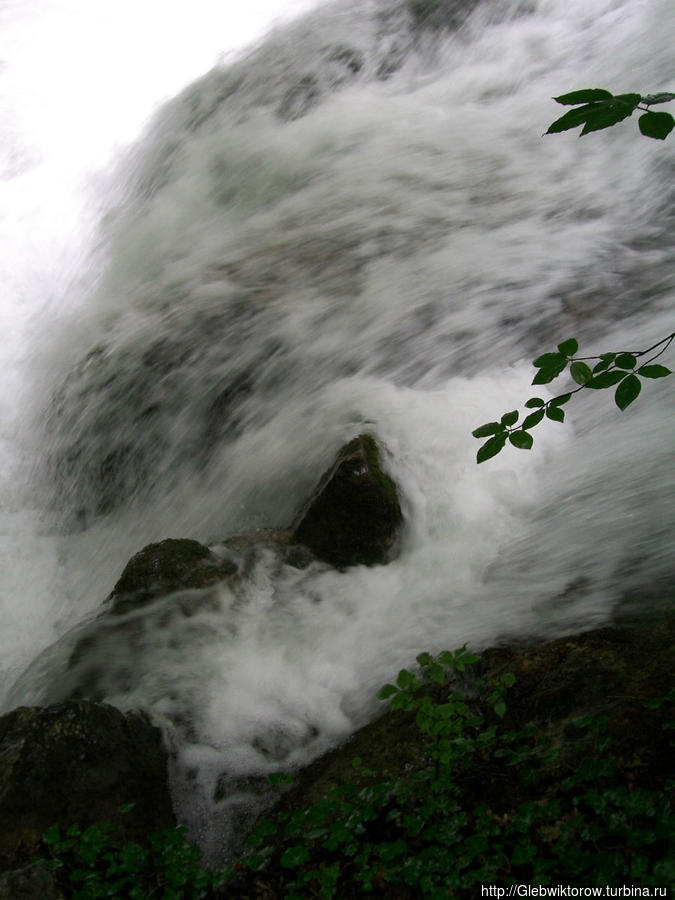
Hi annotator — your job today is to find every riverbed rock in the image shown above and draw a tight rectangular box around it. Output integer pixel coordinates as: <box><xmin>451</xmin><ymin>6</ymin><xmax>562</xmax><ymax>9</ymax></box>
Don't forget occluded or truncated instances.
<box><xmin>0</xmin><ymin>701</ymin><xmax>175</xmax><ymax>872</ymax></box>
<box><xmin>109</xmin><ymin>537</ymin><xmax>238</xmax><ymax>615</ymax></box>
<box><xmin>291</xmin><ymin>433</ymin><xmax>403</xmax><ymax>569</ymax></box>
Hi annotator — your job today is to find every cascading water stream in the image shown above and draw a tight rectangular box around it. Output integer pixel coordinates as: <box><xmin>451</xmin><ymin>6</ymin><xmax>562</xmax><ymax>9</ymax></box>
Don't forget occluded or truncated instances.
<box><xmin>1</xmin><ymin>0</ymin><xmax>673</xmax><ymax>861</ymax></box>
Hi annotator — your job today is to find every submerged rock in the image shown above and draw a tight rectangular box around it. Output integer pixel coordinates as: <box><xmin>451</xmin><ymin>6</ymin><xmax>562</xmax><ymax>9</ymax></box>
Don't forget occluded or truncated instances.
<box><xmin>291</xmin><ymin>433</ymin><xmax>403</xmax><ymax>569</ymax></box>
<box><xmin>0</xmin><ymin>701</ymin><xmax>175</xmax><ymax>872</ymax></box>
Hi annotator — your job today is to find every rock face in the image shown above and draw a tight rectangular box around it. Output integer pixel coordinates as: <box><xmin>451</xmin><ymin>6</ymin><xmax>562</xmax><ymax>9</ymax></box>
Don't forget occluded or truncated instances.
<box><xmin>0</xmin><ymin>701</ymin><xmax>175</xmax><ymax>872</ymax></box>
<box><xmin>291</xmin><ymin>433</ymin><xmax>403</xmax><ymax>569</ymax></box>
<box><xmin>109</xmin><ymin>537</ymin><xmax>237</xmax><ymax>615</ymax></box>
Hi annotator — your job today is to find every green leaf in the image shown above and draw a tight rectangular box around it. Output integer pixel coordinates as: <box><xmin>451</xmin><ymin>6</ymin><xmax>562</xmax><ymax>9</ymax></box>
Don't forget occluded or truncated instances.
<box><xmin>43</xmin><ymin>825</ymin><xmax>61</xmax><ymax>845</ymax></box>
<box><xmin>508</xmin><ymin>430</ymin><xmax>533</xmax><ymax>450</ymax></box>
<box><xmin>377</xmin><ymin>683</ymin><xmax>398</xmax><ymax>700</ymax></box>
<box><xmin>500</xmin><ymin>410</ymin><xmax>519</xmax><ymax>427</ymax></box>
<box><xmin>638</xmin><ymin>111</ymin><xmax>675</xmax><ymax>140</ymax></box>
<box><xmin>553</xmin><ymin>89</ymin><xmax>613</xmax><ymax>105</ymax></box>
<box><xmin>586</xmin><ymin>370</ymin><xmax>627</xmax><ymax>389</ymax></box>
<box><xmin>524</xmin><ymin>397</ymin><xmax>545</xmax><ymax>408</ymax></box>
<box><xmin>638</xmin><ymin>364</ymin><xmax>671</xmax><ymax>378</ymax></box>
<box><xmin>557</xmin><ymin>338</ymin><xmax>578</xmax><ymax>356</ymax></box>
<box><xmin>641</xmin><ymin>92</ymin><xmax>675</xmax><ymax>105</ymax></box>
<box><xmin>550</xmin><ymin>393</ymin><xmax>572</xmax><ymax>406</ymax></box>
<box><xmin>533</xmin><ymin>352</ymin><xmax>565</xmax><ymax>368</ymax></box>
<box><xmin>615</xmin><ymin>374</ymin><xmax>641</xmax><ymax>410</ymax></box>
<box><xmin>476</xmin><ymin>432</ymin><xmax>507</xmax><ymax>464</ymax></box>
<box><xmin>281</xmin><ymin>846</ymin><xmax>310</xmax><ymax>868</ymax></box>
<box><xmin>546</xmin><ymin>103</ymin><xmax>605</xmax><ymax>134</ymax></box>
<box><xmin>522</xmin><ymin>408</ymin><xmax>545</xmax><ymax>429</ymax></box>
<box><xmin>593</xmin><ymin>353</ymin><xmax>616</xmax><ymax>373</ymax></box>
<box><xmin>580</xmin><ymin>96</ymin><xmax>639</xmax><ymax>134</ymax></box>
<box><xmin>614</xmin><ymin>352</ymin><xmax>636</xmax><ymax>369</ymax></box>
<box><xmin>416</xmin><ymin>652</ymin><xmax>434</xmax><ymax>667</ymax></box>
<box><xmin>396</xmin><ymin>669</ymin><xmax>415</xmax><ymax>690</ymax></box>
<box><xmin>570</xmin><ymin>361</ymin><xmax>592</xmax><ymax>384</ymax></box>
<box><xmin>472</xmin><ymin>421</ymin><xmax>505</xmax><ymax>439</ymax></box>
<box><xmin>532</xmin><ymin>362</ymin><xmax>567</xmax><ymax>385</ymax></box>
<box><xmin>546</xmin><ymin>406</ymin><xmax>565</xmax><ymax>423</ymax></box>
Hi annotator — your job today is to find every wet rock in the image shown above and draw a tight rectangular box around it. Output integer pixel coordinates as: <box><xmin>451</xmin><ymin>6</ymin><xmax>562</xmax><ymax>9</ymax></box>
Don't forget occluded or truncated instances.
<box><xmin>109</xmin><ymin>537</ymin><xmax>237</xmax><ymax>615</ymax></box>
<box><xmin>291</xmin><ymin>433</ymin><xmax>403</xmax><ymax>569</ymax></box>
<box><xmin>277</xmin><ymin>607</ymin><xmax>675</xmax><ymax>817</ymax></box>
<box><xmin>0</xmin><ymin>701</ymin><xmax>175</xmax><ymax>872</ymax></box>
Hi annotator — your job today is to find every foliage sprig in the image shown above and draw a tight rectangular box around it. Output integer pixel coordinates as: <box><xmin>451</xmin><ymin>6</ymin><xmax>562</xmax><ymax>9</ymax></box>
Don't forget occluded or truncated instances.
<box><xmin>473</xmin><ymin>331</ymin><xmax>673</xmax><ymax>463</ymax></box>
<box><xmin>546</xmin><ymin>89</ymin><xmax>675</xmax><ymax>140</ymax></box>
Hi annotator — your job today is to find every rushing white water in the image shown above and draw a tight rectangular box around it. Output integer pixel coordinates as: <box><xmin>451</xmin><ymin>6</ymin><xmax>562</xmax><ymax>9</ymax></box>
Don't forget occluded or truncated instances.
<box><xmin>2</xmin><ymin>0</ymin><xmax>674</xmax><ymax>861</ymax></box>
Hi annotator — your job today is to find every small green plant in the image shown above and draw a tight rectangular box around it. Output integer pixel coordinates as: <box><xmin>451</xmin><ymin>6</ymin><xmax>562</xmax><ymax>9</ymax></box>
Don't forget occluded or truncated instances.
<box><xmin>35</xmin><ymin>655</ymin><xmax>674</xmax><ymax>898</ymax></box>
<box><xmin>36</xmin><ymin>812</ymin><xmax>219</xmax><ymax>900</ymax></box>
<box><xmin>473</xmin><ymin>332</ymin><xmax>673</xmax><ymax>462</ymax></box>
<box><xmin>222</xmin><ymin>648</ymin><xmax>674</xmax><ymax>897</ymax></box>
<box><xmin>545</xmin><ymin>89</ymin><xmax>675</xmax><ymax>140</ymax></box>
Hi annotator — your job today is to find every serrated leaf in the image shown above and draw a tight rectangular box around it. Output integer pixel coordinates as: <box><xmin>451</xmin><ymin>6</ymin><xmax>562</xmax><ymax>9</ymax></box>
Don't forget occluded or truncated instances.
<box><xmin>570</xmin><ymin>361</ymin><xmax>593</xmax><ymax>384</ymax></box>
<box><xmin>501</xmin><ymin>410</ymin><xmax>519</xmax><ymax>427</ymax></box>
<box><xmin>524</xmin><ymin>397</ymin><xmax>545</xmax><ymax>408</ymax></box>
<box><xmin>586</xmin><ymin>370</ymin><xmax>627</xmax><ymax>389</ymax></box>
<box><xmin>550</xmin><ymin>393</ymin><xmax>572</xmax><ymax>406</ymax></box>
<box><xmin>553</xmin><ymin>89</ymin><xmax>613</xmax><ymax>105</ymax></box>
<box><xmin>509</xmin><ymin>430</ymin><xmax>534</xmax><ymax>450</ymax></box>
<box><xmin>639</xmin><ymin>111</ymin><xmax>675</xmax><ymax>140</ymax></box>
<box><xmin>522</xmin><ymin>408</ymin><xmax>545</xmax><ymax>429</ymax></box>
<box><xmin>477</xmin><ymin>433</ymin><xmax>507</xmax><ymax>464</ymax></box>
<box><xmin>557</xmin><ymin>338</ymin><xmax>578</xmax><ymax>356</ymax></box>
<box><xmin>642</xmin><ymin>92</ymin><xmax>675</xmax><ymax>105</ymax></box>
<box><xmin>615</xmin><ymin>374</ymin><xmax>641</xmax><ymax>410</ymax></box>
<box><xmin>638</xmin><ymin>364</ymin><xmax>672</xmax><ymax>378</ymax></box>
<box><xmin>472</xmin><ymin>421</ymin><xmax>505</xmax><ymax>439</ymax></box>
<box><xmin>546</xmin><ymin>406</ymin><xmax>565</xmax><ymax>423</ymax></box>
<box><xmin>580</xmin><ymin>97</ymin><xmax>639</xmax><ymax>134</ymax></box>
<box><xmin>546</xmin><ymin>103</ymin><xmax>605</xmax><ymax>134</ymax></box>
<box><xmin>614</xmin><ymin>352</ymin><xmax>636</xmax><ymax>369</ymax></box>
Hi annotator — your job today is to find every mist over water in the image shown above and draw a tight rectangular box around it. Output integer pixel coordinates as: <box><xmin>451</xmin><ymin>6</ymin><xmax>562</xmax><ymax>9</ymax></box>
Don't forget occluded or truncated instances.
<box><xmin>2</xmin><ymin>0</ymin><xmax>673</xmax><ymax>859</ymax></box>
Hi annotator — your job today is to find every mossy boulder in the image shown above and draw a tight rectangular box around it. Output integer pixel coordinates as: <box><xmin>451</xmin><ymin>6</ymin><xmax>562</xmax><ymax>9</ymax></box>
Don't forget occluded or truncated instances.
<box><xmin>109</xmin><ymin>538</ymin><xmax>237</xmax><ymax>615</ymax></box>
<box><xmin>268</xmin><ymin>607</ymin><xmax>675</xmax><ymax>832</ymax></box>
<box><xmin>290</xmin><ymin>434</ymin><xmax>403</xmax><ymax>569</ymax></box>
<box><xmin>0</xmin><ymin>701</ymin><xmax>175</xmax><ymax>872</ymax></box>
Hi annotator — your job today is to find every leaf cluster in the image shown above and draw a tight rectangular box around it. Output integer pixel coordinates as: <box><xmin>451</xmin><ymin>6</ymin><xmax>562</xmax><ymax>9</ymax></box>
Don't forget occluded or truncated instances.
<box><xmin>221</xmin><ymin>650</ymin><xmax>674</xmax><ymax>898</ymax></box>
<box><xmin>473</xmin><ymin>332</ymin><xmax>672</xmax><ymax>462</ymax></box>
<box><xmin>546</xmin><ymin>89</ymin><xmax>675</xmax><ymax>140</ymax></box>
<box><xmin>36</xmin><ymin>816</ymin><xmax>218</xmax><ymax>900</ymax></box>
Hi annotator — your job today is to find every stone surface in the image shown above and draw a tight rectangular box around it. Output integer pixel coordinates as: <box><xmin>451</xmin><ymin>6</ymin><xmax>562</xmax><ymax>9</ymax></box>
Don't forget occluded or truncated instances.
<box><xmin>291</xmin><ymin>433</ymin><xmax>403</xmax><ymax>569</ymax></box>
<box><xmin>109</xmin><ymin>537</ymin><xmax>237</xmax><ymax>615</ymax></box>
<box><xmin>0</xmin><ymin>701</ymin><xmax>175</xmax><ymax>872</ymax></box>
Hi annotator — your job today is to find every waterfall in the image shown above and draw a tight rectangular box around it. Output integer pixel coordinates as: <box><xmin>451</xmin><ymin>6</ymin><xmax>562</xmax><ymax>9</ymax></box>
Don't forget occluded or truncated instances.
<box><xmin>1</xmin><ymin>0</ymin><xmax>673</xmax><ymax>860</ymax></box>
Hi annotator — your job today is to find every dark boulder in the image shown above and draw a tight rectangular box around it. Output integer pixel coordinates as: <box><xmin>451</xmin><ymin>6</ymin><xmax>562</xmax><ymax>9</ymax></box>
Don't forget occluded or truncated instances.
<box><xmin>0</xmin><ymin>701</ymin><xmax>175</xmax><ymax>872</ymax></box>
<box><xmin>109</xmin><ymin>537</ymin><xmax>237</xmax><ymax>615</ymax></box>
<box><xmin>291</xmin><ymin>433</ymin><xmax>403</xmax><ymax>569</ymax></box>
